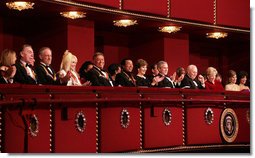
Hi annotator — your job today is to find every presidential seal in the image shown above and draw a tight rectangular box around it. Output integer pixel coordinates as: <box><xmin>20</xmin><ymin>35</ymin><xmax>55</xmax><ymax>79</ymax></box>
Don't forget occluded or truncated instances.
<box><xmin>121</xmin><ymin>108</ymin><xmax>130</xmax><ymax>128</ymax></box>
<box><xmin>204</xmin><ymin>108</ymin><xmax>214</xmax><ymax>125</ymax></box>
<box><xmin>29</xmin><ymin>114</ymin><xmax>39</xmax><ymax>137</ymax></box>
<box><xmin>75</xmin><ymin>111</ymin><xmax>86</xmax><ymax>133</ymax></box>
<box><xmin>220</xmin><ymin>108</ymin><xmax>239</xmax><ymax>143</ymax></box>
<box><xmin>162</xmin><ymin>108</ymin><xmax>172</xmax><ymax>126</ymax></box>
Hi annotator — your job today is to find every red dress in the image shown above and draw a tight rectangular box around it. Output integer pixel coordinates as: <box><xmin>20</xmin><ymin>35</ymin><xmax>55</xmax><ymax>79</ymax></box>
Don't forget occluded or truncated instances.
<box><xmin>205</xmin><ymin>80</ymin><xmax>224</xmax><ymax>91</ymax></box>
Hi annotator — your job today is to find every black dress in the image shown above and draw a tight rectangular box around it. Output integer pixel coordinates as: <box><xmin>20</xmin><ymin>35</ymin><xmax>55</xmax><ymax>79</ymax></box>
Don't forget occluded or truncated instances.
<box><xmin>0</xmin><ymin>76</ymin><xmax>8</xmax><ymax>84</ymax></box>
<box><xmin>135</xmin><ymin>75</ymin><xmax>150</xmax><ymax>87</ymax></box>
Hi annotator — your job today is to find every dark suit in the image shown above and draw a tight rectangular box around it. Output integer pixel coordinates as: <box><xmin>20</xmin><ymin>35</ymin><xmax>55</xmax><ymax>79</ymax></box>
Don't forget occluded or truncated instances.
<box><xmin>35</xmin><ymin>63</ymin><xmax>59</xmax><ymax>85</ymax></box>
<box><xmin>146</xmin><ymin>74</ymin><xmax>156</xmax><ymax>85</ymax></box>
<box><xmin>180</xmin><ymin>74</ymin><xmax>205</xmax><ymax>89</ymax></box>
<box><xmin>115</xmin><ymin>71</ymin><xmax>136</xmax><ymax>87</ymax></box>
<box><xmin>156</xmin><ymin>74</ymin><xmax>175</xmax><ymax>88</ymax></box>
<box><xmin>0</xmin><ymin>76</ymin><xmax>8</xmax><ymax>84</ymax></box>
<box><xmin>86</xmin><ymin>66</ymin><xmax>112</xmax><ymax>86</ymax></box>
<box><xmin>14</xmin><ymin>61</ymin><xmax>37</xmax><ymax>84</ymax></box>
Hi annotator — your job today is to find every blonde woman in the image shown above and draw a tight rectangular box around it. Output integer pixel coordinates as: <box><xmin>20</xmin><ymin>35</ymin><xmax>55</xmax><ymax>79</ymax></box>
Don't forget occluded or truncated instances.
<box><xmin>0</xmin><ymin>49</ymin><xmax>17</xmax><ymax>83</ymax></box>
<box><xmin>225</xmin><ymin>70</ymin><xmax>240</xmax><ymax>91</ymax></box>
<box><xmin>205</xmin><ymin>67</ymin><xmax>224</xmax><ymax>90</ymax></box>
<box><xmin>59</xmin><ymin>50</ymin><xmax>90</xmax><ymax>86</ymax></box>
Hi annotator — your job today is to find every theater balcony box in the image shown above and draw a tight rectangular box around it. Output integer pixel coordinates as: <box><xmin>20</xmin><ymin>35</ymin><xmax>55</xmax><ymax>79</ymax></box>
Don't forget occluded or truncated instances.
<box><xmin>138</xmin><ymin>88</ymin><xmax>183</xmax><ymax>149</ymax></box>
<box><xmin>49</xmin><ymin>86</ymin><xmax>98</xmax><ymax>153</ymax></box>
<box><xmin>0</xmin><ymin>85</ymin><xmax>51</xmax><ymax>152</ymax></box>
<box><xmin>181</xmin><ymin>89</ymin><xmax>225</xmax><ymax>145</ymax></box>
<box><xmin>96</xmin><ymin>87</ymin><xmax>141</xmax><ymax>152</ymax></box>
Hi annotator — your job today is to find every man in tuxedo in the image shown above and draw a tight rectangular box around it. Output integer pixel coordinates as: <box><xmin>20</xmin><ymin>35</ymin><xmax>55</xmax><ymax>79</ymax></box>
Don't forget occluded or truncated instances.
<box><xmin>14</xmin><ymin>44</ymin><xmax>38</xmax><ymax>84</ymax></box>
<box><xmin>86</xmin><ymin>52</ymin><xmax>113</xmax><ymax>86</ymax></box>
<box><xmin>146</xmin><ymin>63</ymin><xmax>159</xmax><ymax>84</ymax></box>
<box><xmin>180</xmin><ymin>64</ymin><xmax>205</xmax><ymax>89</ymax></box>
<box><xmin>115</xmin><ymin>58</ymin><xmax>136</xmax><ymax>87</ymax></box>
<box><xmin>35</xmin><ymin>47</ymin><xmax>59</xmax><ymax>85</ymax></box>
<box><xmin>156</xmin><ymin>61</ymin><xmax>175</xmax><ymax>88</ymax></box>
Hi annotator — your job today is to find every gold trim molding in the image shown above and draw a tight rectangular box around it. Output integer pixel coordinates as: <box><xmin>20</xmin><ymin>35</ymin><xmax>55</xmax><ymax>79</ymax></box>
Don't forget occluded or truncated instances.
<box><xmin>130</xmin><ymin>144</ymin><xmax>250</xmax><ymax>153</ymax></box>
<box><xmin>119</xmin><ymin>0</ymin><xmax>122</xmax><ymax>10</ymax></box>
<box><xmin>167</xmin><ymin>0</ymin><xmax>170</xmax><ymax>18</ymax></box>
<box><xmin>40</xmin><ymin>0</ymin><xmax>249</xmax><ymax>33</ymax></box>
<box><xmin>214</xmin><ymin>0</ymin><xmax>217</xmax><ymax>25</ymax></box>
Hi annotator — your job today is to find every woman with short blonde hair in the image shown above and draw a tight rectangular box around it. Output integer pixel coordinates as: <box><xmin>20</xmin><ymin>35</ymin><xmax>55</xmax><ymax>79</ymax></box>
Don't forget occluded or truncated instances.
<box><xmin>204</xmin><ymin>67</ymin><xmax>224</xmax><ymax>90</ymax></box>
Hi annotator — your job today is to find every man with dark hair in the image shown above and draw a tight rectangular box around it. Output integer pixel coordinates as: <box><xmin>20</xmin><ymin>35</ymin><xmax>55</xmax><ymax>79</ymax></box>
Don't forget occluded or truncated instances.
<box><xmin>146</xmin><ymin>63</ymin><xmax>159</xmax><ymax>84</ymax></box>
<box><xmin>78</xmin><ymin>61</ymin><xmax>93</xmax><ymax>83</ymax></box>
<box><xmin>108</xmin><ymin>63</ymin><xmax>121</xmax><ymax>86</ymax></box>
<box><xmin>115</xmin><ymin>58</ymin><xmax>136</xmax><ymax>87</ymax></box>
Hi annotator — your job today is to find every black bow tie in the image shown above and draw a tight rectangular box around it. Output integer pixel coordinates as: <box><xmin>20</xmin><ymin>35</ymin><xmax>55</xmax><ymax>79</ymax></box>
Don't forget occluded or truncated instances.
<box><xmin>26</xmin><ymin>63</ymin><xmax>32</xmax><ymax>67</ymax></box>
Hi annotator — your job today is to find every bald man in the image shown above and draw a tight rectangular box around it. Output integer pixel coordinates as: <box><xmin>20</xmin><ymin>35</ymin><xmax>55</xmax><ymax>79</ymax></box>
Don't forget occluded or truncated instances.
<box><xmin>180</xmin><ymin>64</ymin><xmax>205</xmax><ymax>89</ymax></box>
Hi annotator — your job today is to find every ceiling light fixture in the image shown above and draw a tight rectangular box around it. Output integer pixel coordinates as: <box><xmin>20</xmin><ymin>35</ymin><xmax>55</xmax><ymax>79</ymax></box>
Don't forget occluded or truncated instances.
<box><xmin>158</xmin><ymin>26</ymin><xmax>182</xmax><ymax>33</ymax></box>
<box><xmin>113</xmin><ymin>19</ymin><xmax>138</xmax><ymax>27</ymax></box>
<box><xmin>6</xmin><ymin>1</ymin><xmax>34</xmax><ymax>11</ymax></box>
<box><xmin>60</xmin><ymin>11</ymin><xmax>86</xmax><ymax>19</ymax></box>
<box><xmin>206</xmin><ymin>32</ymin><xmax>228</xmax><ymax>39</ymax></box>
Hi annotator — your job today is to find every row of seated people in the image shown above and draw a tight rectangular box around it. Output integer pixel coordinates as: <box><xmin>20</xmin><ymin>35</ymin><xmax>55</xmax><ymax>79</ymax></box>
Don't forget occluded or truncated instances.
<box><xmin>0</xmin><ymin>44</ymin><xmax>250</xmax><ymax>91</ymax></box>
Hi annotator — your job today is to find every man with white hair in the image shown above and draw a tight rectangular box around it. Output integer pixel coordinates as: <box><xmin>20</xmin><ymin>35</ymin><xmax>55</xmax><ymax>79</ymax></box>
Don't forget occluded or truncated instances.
<box><xmin>87</xmin><ymin>52</ymin><xmax>113</xmax><ymax>86</ymax></box>
<box><xmin>14</xmin><ymin>44</ymin><xmax>37</xmax><ymax>84</ymax></box>
<box><xmin>180</xmin><ymin>64</ymin><xmax>205</xmax><ymax>89</ymax></box>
